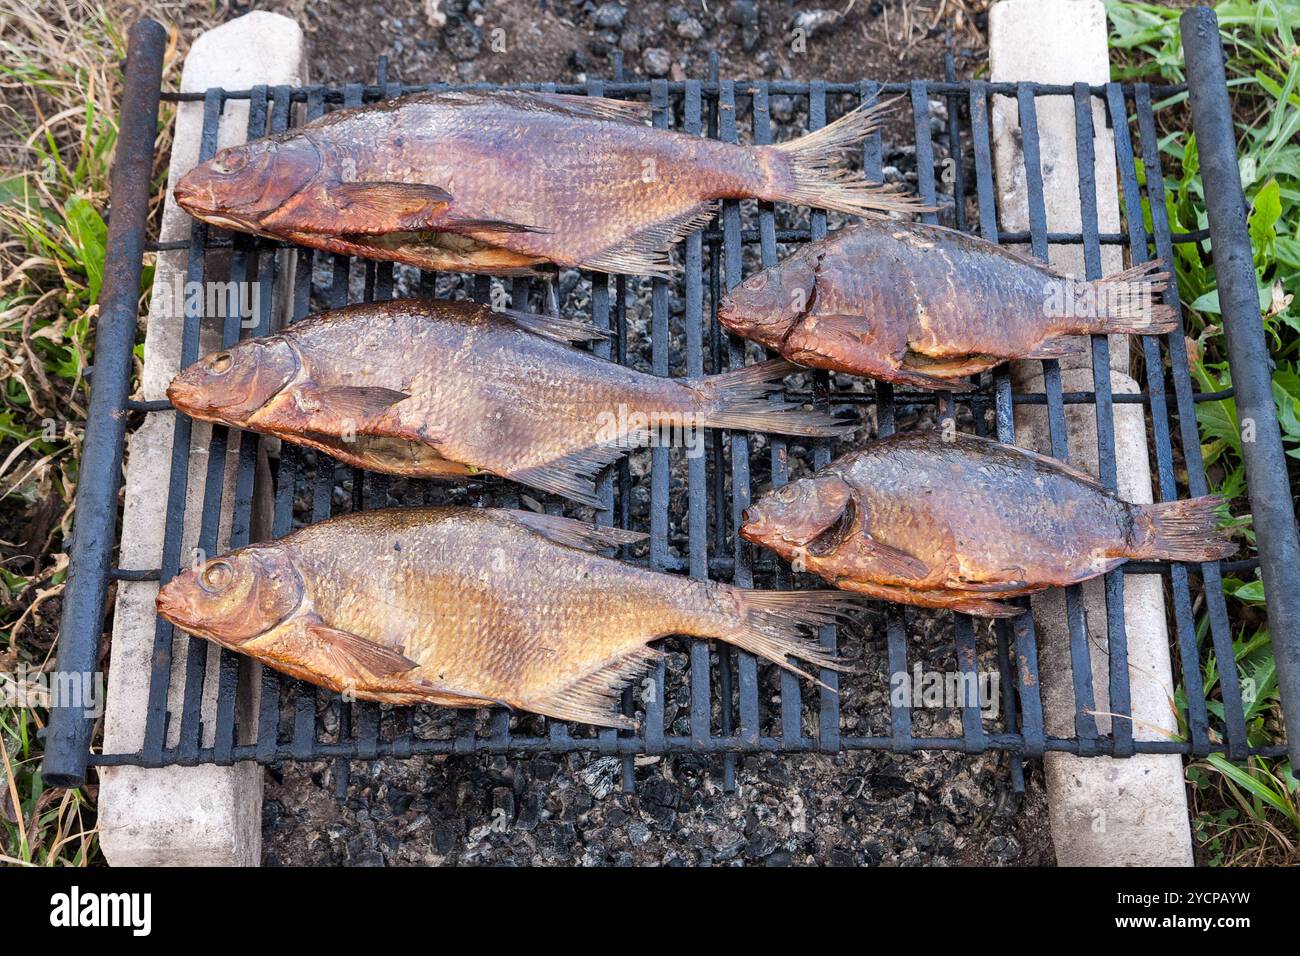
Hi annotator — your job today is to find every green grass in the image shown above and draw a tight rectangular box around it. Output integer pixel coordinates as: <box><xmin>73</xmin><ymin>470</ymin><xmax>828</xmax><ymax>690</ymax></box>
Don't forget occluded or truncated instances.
<box><xmin>1106</xmin><ymin>0</ymin><xmax>1299</xmax><ymax>866</ymax></box>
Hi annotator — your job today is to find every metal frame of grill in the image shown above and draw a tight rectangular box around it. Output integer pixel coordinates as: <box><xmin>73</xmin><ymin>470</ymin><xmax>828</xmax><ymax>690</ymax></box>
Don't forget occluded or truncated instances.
<box><xmin>43</xmin><ymin>8</ymin><xmax>1298</xmax><ymax>794</ymax></box>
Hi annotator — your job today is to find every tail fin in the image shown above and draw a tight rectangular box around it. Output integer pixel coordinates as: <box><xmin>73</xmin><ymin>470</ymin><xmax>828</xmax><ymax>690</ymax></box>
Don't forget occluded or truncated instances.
<box><xmin>1078</xmin><ymin>260</ymin><xmax>1179</xmax><ymax>335</ymax></box>
<box><xmin>689</xmin><ymin>359</ymin><xmax>856</xmax><ymax>438</ymax></box>
<box><xmin>1137</xmin><ymin>495</ymin><xmax>1237</xmax><ymax>562</ymax></box>
<box><xmin>763</xmin><ymin>100</ymin><xmax>931</xmax><ymax>218</ymax></box>
<box><xmin>719</xmin><ymin>588</ymin><xmax>863</xmax><ymax>687</ymax></box>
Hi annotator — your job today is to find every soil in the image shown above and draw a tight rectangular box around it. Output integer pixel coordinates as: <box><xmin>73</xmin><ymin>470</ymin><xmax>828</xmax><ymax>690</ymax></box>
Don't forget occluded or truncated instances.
<box><xmin>166</xmin><ymin>0</ymin><xmax>1054</xmax><ymax>866</ymax></box>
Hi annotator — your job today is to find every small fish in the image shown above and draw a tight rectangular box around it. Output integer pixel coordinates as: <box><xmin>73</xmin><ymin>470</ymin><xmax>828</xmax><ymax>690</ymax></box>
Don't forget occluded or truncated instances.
<box><xmin>166</xmin><ymin>298</ymin><xmax>852</xmax><ymax>507</ymax></box>
<box><xmin>172</xmin><ymin>90</ymin><xmax>921</xmax><ymax>276</ymax></box>
<box><xmin>718</xmin><ymin>220</ymin><xmax>1178</xmax><ymax>389</ymax></box>
<box><xmin>155</xmin><ymin>507</ymin><xmax>859</xmax><ymax>726</ymax></box>
<box><xmin>739</xmin><ymin>431</ymin><xmax>1235</xmax><ymax>617</ymax></box>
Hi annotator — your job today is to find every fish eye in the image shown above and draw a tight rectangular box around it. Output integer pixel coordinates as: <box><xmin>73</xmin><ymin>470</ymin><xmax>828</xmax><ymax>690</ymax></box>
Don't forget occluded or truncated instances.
<box><xmin>207</xmin><ymin>352</ymin><xmax>233</xmax><ymax>375</ymax></box>
<box><xmin>212</xmin><ymin>151</ymin><xmax>248</xmax><ymax>175</ymax></box>
<box><xmin>744</xmin><ymin>273</ymin><xmax>768</xmax><ymax>292</ymax></box>
<box><xmin>200</xmin><ymin>560</ymin><xmax>234</xmax><ymax>593</ymax></box>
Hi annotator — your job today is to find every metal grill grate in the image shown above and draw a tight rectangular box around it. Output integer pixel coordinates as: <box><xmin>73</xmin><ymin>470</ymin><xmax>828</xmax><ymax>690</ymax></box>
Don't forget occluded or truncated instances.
<box><xmin>43</xmin><ymin>15</ymin><xmax>1296</xmax><ymax>792</ymax></box>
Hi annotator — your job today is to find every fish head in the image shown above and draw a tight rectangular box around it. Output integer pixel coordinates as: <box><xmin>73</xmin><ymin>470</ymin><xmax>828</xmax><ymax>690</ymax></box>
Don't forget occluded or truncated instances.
<box><xmin>740</xmin><ymin>473</ymin><xmax>857</xmax><ymax>566</ymax></box>
<box><xmin>173</xmin><ymin>134</ymin><xmax>321</xmax><ymax>233</ymax></box>
<box><xmin>167</xmin><ymin>336</ymin><xmax>300</xmax><ymax>424</ymax></box>
<box><xmin>156</xmin><ymin>546</ymin><xmax>304</xmax><ymax>647</ymax></box>
<box><xmin>718</xmin><ymin>258</ymin><xmax>818</xmax><ymax>350</ymax></box>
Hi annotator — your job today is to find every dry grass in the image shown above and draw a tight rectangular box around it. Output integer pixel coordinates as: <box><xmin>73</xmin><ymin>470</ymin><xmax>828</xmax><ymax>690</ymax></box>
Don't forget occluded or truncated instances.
<box><xmin>0</xmin><ymin>0</ymin><xmax>206</xmax><ymax>866</ymax></box>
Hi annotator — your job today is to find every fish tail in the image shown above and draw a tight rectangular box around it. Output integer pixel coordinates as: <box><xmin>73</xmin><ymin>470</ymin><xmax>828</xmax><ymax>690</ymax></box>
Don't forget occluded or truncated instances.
<box><xmin>707</xmin><ymin>588</ymin><xmax>863</xmax><ymax>689</ymax></box>
<box><xmin>1135</xmin><ymin>495</ymin><xmax>1237</xmax><ymax>562</ymax></box>
<box><xmin>762</xmin><ymin>100</ymin><xmax>930</xmax><ymax>218</ymax></box>
<box><xmin>1076</xmin><ymin>260</ymin><xmax>1179</xmax><ymax>335</ymax></box>
<box><xmin>688</xmin><ymin>359</ymin><xmax>856</xmax><ymax>438</ymax></box>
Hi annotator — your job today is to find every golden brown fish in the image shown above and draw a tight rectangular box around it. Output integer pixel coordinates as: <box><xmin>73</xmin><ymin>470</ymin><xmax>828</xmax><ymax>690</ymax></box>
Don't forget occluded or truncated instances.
<box><xmin>718</xmin><ymin>220</ymin><xmax>1178</xmax><ymax>389</ymax></box>
<box><xmin>166</xmin><ymin>298</ymin><xmax>852</xmax><ymax>507</ymax></box>
<box><xmin>739</xmin><ymin>431</ymin><xmax>1236</xmax><ymax>617</ymax></box>
<box><xmin>172</xmin><ymin>90</ymin><xmax>921</xmax><ymax>276</ymax></box>
<box><xmin>155</xmin><ymin>507</ymin><xmax>858</xmax><ymax>726</ymax></box>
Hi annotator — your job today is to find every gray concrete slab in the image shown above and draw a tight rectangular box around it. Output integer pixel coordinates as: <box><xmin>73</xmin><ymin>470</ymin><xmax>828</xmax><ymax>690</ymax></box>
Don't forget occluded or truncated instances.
<box><xmin>989</xmin><ymin>0</ymin><xmax>1194</xmax><ymax>866</ymax></box>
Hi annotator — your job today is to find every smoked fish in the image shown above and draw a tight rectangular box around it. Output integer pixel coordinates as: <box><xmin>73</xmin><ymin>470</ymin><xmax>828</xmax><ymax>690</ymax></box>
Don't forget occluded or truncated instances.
<box><xmin>172</xmin><ymin>90</ymin><xmax>921</xmax><ymax>277</ymax></box>
<box><xmin>166</xmin><ymin>298</ymin><xmax>852</xmax><ymax>507</ymax></box>
<box><xmin>718</xmin><ymin>220</ymin><xmax>1178</xmax><ymax>389</ymax></box>
<box><xmin>739</xmin><ymin>431</ymin><xmax>1235</xmax><ymax>617</ymax></box>
<box><xmin>155</xmin><ymin>507</ymin><xmax>859</xmax><ymax>726</ymax></box>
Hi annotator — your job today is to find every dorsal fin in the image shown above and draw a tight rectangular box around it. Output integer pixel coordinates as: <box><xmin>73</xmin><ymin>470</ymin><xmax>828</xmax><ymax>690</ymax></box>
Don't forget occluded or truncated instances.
<box><xmin>507</xmin><ymin>509</ymin><xmax>647</xmax><ymax>551</ymax></box>
<box><xmin>959</xmin><ymin>432</ymin><xmax>1107</xmax><ymax>492</ymax></box>
<box><xmin>499</xmin><ymin>308</ymin><xmax>610</xmax><ymax>344</ymax></box>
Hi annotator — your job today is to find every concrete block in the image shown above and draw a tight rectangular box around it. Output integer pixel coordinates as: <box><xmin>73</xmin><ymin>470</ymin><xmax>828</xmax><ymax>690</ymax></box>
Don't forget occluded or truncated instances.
<box><xmin>989</xmin><ymin>0</ymin><xmax>1127</xmax><ymax>377</ymax></box>
<box><xmin>989</xmin><ymin>0</ymin><xmax>1194</xmax><ymax>865</ymax></box>
<box><xmin>99</xmin><ymin>11</ymin><xmax>305</xmax><ymax>867</ymax></box>
<box><xmin>1014</xmin><ymin>366</ymin><xmax>1193</xmax><ymax>866</ymax></box>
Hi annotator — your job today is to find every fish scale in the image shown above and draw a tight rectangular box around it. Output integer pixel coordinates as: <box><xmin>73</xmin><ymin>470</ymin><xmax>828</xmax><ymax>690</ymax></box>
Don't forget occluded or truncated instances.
<box><xmin>740</xmin><ymin>431</ymin><xmax>1236</xmax><ymax>617</ymax></box>
<box><xmin>719</xmin><ymin>218</ymin><xmax>1179</xmax><ymax>389</ymax></box>
<box><xmin>154</xmin><ymin>507</ymin><xmax>863</xmax><ymax>727</ymax></box>
<box><xmin>166</xmin><ymin>298</ymin><xmax>852</xmax><ymax>507</ymax></box>
<box><xmin>173</xmin><ymin>90</ymin><xmax>923</xmax><ymax>277</ymax></box>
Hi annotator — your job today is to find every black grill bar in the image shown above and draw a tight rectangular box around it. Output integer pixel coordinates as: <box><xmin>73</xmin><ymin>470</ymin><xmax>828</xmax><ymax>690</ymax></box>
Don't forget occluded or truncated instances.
<box><xmin>41</xmin><ymin>19</ymin><xmax>168</xmax><ymax>787</ymax></box>
<box><xmin>159</xmin><ymin>80</ymin><xmax>1190</xmax><ymax>103</ymax></box>
<box><xmin>45</xmin><ymin>19</ymin><xmax>1292</xmax><ymax>792</ymax></box>
<box><xmin>1183</xmin><ymin>6</ymin><xmax>1300</xmax><ymax>768</ymax></box>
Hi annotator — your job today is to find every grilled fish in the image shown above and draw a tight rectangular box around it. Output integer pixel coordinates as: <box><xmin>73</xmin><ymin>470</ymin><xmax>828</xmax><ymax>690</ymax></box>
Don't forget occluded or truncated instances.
<box><xmin>155</xmin><ymin>507</ymin><xmax>858</xmax><ymax>726</ymax></box>
<box><xmin>740</xmin><ymin>431</ymin><xmax>1235</xmax><ymax>617</ymax></box>
<box><xmin>172</xmin><ymin>90</ymin><xmax>921</xmax><ymax>277</ymax></box>
<box><xmin>166</xmin><ymin>298</ymin><xmax>851</xmax><ymax>507</ymax></box>
<box><xmin>718</xmin><ymin>220</ymin><xmax>1177</xmax><ymax>389</ymax></box>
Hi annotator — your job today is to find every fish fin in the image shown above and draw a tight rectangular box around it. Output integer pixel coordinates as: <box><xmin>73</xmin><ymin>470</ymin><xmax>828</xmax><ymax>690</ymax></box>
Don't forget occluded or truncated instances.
<box><xmin>507</xmin><ymin>509</ymin><xmax>648</xmax><ymax>551</ymax></box>
<box><xmin>715</xmin><ymin>588</ymin><xmax>863</xmax><ymax>690</ymax></box>
<box><xmin>1078</xmin><ymin>260</ymin><xmax>1179</xmax><ymax>335</ymax></box>
<box><xmin>989</xmin><ymin>437</ymin><xmax>1110</xmax><ymax>492</ymax></box>
<box><xmin>1024</xmin><ymin>334</ymin><xmax>1088</xmax><ymax>359</ymax></box>
<box><xmin>833</xmin><ymin>579</ymin><xmax>1027</xmax><ymax>618</ymax></box>
<box><xmin>328</xmin><ymin>181</ymin><xmax>454</xmax><ymax>233</ymax></box>
<box><xmin>295</xmin><ymin>384</ymin><xmax>411</xmax><ymax>423</ymax></box>
<box><xmin>526</xmin><ymin>91</ymin><xmax>653</xmax><ymax>125</ymax></box>
<box><xmin>507</xmin><ymin>441</ymin><xmax>634</xmax><ymax>509</ymax></box>
<box><xmin>580</xmin><ymin>201</ymin><xmax>719</xmax><ymax>277</ymax></box>
<box><xmin>499</xmin><ymin>308</ymin><xmax>610</xmax><ymax>343</ymax></box>
<box><xmin>858</xmin><ymin>536</ymin><xmax>930</xmax><ymax>581</ymax></box>
<box><xmin>524</xmin><ymin>646</ymin><xmax>660</xmax><ymax>729</ymax></box>
<box><xmin>940</xmin><ymin>596</ymin><xmax>1026</xmax><ymax>618</ymax></box>
<box><xmin>408</xmin><ymin>681</ymin><xmax>514</xmax><ymax>710</ymax></box>
<box><xmin>689</xmin><ymin>358</ymin><xmax>857</xmax><ymax>437</ymax></box>
<box><xmin>764</xmin><ymin>100</ymin><xmax>932</xmax><ymax>218</ymax></box>
<box><xmin>307</xmin><ymin>623</ymin><xmax>420</xmax><ymax>681</ymax></box>
<box><xmin>900</xmin><ymin>348</ymin><xmax>1007</xmax><ymax>378</ymax></box>
<box><xmin>445</xmin><ymin>218</ymin><xmax>546</xmax><ymax>234</ymax></box>
<box><xmin>1137</xmin><ymin>495</ymin><xmax>1237</xmax><ymax>562</ymax></box>
<box><xmin>784</xmin><ymin>313</ymin><xmax>968</xmax><ymax>390</ymax></box>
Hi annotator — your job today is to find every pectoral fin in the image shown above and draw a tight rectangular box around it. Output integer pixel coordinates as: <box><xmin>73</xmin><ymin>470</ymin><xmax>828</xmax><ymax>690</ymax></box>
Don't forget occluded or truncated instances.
<box><xmin>858</xmin><ymin>534</ymin><xmax>930</xmax><ymax>581</ymax></box>
<box><xmin>329</xmin><ymin>181</ymin><xmax>454</xmax><ymax>233</ymax></box>
<box><xmin>293</xmin><ymin>384</ymin><xmax>411</xmax><ymax>422</ymax></box>
<box><xmin>307</xmin><ymin>623</ymin><xmax>420</xmax><ymax>681</ymax></box>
